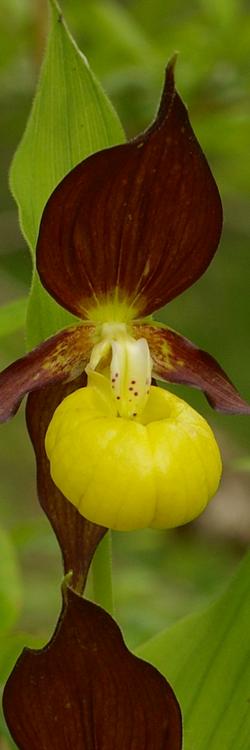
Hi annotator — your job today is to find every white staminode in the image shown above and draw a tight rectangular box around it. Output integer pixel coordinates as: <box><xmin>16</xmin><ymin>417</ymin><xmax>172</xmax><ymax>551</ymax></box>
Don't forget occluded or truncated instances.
<box><xmin>86</xmin><ymin>323</ymin><xmax>152</xmax><ymax>418</ymax></box>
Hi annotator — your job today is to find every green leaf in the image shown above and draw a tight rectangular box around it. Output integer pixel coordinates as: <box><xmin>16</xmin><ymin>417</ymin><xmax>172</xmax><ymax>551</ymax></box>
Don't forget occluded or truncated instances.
<box><xmin>10</xmin><ymin>0</ymin><xmax>125</xmax><ymax>347</ymax></box>
<box><xmin>0</xmin><ymin>298</ymin><xmax>27</xmax><ymax>338</ymax></box>
<box><xmin>137</xmin><ymin>551</ymin><xmax>250</xmax><ymax>750</ymax></box>
<box><xmin>68</xmin><ymin>0</ymin><xmax>156</xmax><ymax>77</ymax></box>
<box><xmin>0</xmin><ymin>527</ymin><xmax>22</xmax><ymax>634</ymax></box>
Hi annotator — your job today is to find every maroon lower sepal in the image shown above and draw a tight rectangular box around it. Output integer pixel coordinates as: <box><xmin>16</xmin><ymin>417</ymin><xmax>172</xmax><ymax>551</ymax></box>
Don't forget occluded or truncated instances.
<box><xmin>3</xmin><ymin>586</ymin><xmax>182</xmax><ymax>750</ymax></box>
<box><xmin>26</xmin><ymin>377</ymin><xmax>106</xmax><ymax>593</ymax></box>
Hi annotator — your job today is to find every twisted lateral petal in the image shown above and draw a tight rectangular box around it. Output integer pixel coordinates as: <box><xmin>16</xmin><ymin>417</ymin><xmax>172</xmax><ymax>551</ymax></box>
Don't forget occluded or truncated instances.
<box><xmin>26</xmin><ymin>378</ymin><xmax>106</xmax><ymax>594</ymax></box>
<box><xmin>36</xmin><ymin>58</ymin><xmax>222</xmax><ymax>320</ymax></box>
<box><xmin>133</xmin><ymin>322</ymin><xmax>250</xmax><ymax>414</ymax></box>
<box><xmin>3</xmin><ymin>587</ymin><xmax>182</xmax><ymax>750</ymax></box>
<box><xmin>0</xmin><ymin>324</ymin><xmax>95</xmax><ymax>423</ymax></box>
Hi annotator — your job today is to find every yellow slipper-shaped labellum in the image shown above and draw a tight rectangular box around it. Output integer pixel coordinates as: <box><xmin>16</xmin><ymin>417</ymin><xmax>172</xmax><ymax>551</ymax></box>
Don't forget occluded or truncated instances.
<box><xmin>45</xmin><ymin>372</ymin><xmax>222</xmax><ymax>531</ymax></box>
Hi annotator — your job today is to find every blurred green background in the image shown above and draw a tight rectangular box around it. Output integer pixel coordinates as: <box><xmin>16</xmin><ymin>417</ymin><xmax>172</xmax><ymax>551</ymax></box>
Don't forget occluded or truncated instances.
<box><xmin>0</xmin><ymin>0</ymin><xmax>250</xmax><ymax>744</ymax></box>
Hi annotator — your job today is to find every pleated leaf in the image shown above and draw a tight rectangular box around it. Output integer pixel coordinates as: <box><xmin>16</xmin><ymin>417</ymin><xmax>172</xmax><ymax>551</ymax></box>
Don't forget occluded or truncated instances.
<box><xmin>10</xmin><ymin>0</ymin><xmax>124</xmax><ymax>346</ymax></box>
<box><xmin>137</xmin><ymin>550</ymin><xmax>250</xmax><ymax>750</ymax></box>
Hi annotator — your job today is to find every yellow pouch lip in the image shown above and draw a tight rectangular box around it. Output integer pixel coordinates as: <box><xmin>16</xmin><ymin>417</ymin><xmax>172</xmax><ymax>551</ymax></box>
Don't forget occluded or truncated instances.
<box><xmin>45</xmin><ymin>372</ymin><xmax>222</xmax><ymax>532</ymax></box>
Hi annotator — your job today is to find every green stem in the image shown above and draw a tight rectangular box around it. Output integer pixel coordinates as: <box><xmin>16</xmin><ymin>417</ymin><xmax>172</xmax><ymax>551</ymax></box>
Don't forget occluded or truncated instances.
<box><xmin>91</xmin><ymin>531</ymin><xmax>114</xmax><ymax>615</ymax></box>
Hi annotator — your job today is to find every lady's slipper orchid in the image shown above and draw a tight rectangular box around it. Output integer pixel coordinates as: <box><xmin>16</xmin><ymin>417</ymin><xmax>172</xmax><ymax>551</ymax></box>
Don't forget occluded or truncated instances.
<box><xmin>1</xmin><ymin>59</ymin><xmax>249</xmax><ymax>531</ymax></box>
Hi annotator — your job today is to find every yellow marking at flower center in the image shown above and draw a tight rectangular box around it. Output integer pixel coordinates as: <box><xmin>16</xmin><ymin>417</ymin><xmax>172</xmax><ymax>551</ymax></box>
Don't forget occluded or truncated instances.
<box><xmin>86</xmin><ymin>294</ymin><xmax>138</xmax><ymax>325</ymax></box>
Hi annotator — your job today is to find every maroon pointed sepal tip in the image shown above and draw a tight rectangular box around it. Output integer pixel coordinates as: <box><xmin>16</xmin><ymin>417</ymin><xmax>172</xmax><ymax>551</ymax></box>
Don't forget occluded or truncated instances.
<box><xmin>36</xmin><ymin>57</ymin><xmax>222</xmax><ymax>320</ymax></box>
<box><xmin>3</xmin><ymin>586</ymin><xmax>182</xmax><ymax>749</ymax></box>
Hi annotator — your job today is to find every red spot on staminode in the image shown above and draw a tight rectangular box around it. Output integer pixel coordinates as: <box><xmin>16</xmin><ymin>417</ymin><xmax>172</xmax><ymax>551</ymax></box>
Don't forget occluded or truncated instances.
<box><xmin>112</xmin><ymin>378</ymin><xmax>116</xmax><ymax>383</ymax></box>
<box><xmin>131</xmin><ymin>380</ymin><xmax>136</xmax><ymax>384</ymax></box>
<box><xmin>134</xmin><ymin>392</ymin><xmax>138</xmax><ymax>396</ymax></box>
<box><xmin>116</xmin><ymin>396</ymin><xmax>120</xmax><ymax>400</ymax></box>
<box><xmin>133</xmin><ymin>412</ymin><xmax>137</xmax><ymax>417</ymax></box>
<box><xmin>115</xmin><ymin>373</ymin><xmax>119</xmax><ymax>378</ymax></box>
<box><xmin>129</xmin><ymin>387</ymin><xmax>133</xmax><ymax>391</ymax></box>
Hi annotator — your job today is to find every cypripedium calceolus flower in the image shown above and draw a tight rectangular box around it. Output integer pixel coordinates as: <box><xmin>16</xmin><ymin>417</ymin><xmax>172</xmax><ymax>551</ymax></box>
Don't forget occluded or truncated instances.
<box><xmin>1</xmin><ymin>60</ymin><xmax>249</xmax><ymax>531</ymax></box>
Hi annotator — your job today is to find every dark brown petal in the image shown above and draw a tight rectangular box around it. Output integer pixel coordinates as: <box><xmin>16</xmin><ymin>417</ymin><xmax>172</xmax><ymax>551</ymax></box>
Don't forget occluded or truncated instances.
<box><xmin>133</xmin><ymin>322</ymin><xmax>250</xmax><ymax>415</ymax></box>
<box><xmin>36</xmin><ymin>58</ymin><xmax>222</xmax><ymax>320</ymax></box>
<box><xmin>0</xmin><ymin>324</ymin><xmax>95</xmax><ymax>423</ymax></box>
<box><xmin>26</xmin><ymin>377</ymin><xmax>106</xmax><ymax>594</ymax></box>
<box><xmin>3</xmin><ymin>587</ymin><xmax>182</xmax><ymax>750</ymax></box>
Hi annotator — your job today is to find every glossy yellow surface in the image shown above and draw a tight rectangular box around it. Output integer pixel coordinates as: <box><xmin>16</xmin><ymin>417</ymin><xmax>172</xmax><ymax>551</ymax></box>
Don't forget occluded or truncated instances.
<box><xmin>45</xmin><ymin>373</ymin><xmax>222</xmax><ymax>531</ymax></box>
